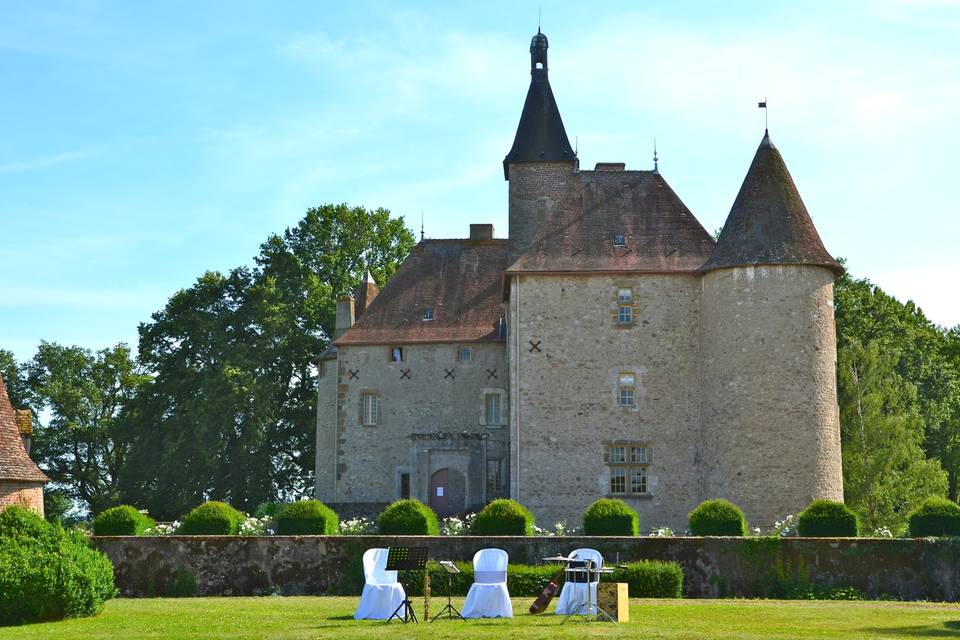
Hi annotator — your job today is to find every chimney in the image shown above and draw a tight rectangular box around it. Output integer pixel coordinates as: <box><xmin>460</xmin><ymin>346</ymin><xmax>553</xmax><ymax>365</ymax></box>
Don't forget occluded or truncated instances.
<box><xmin>335</xmin><ymin>297</ymin><xmax>356</xmax><ymax>339</ymax></box>
<box><xmin>470</xmin><ymin>224</ymin><xmax>494</xmax><ymax>240</ymax></box>
<box><xmin>16</xmin><ymin>409</ymin><xmax>32</xmax><ymax>454</ymax></box>
<box><xmin>595</xmin><ymin>162</ymin><xmax>625</xmax><ymax>172</ymax></box>
<box><xmin>355</xmin><ymin>272</ymin><xmax>380</xmax><ymax>317</ymax></box>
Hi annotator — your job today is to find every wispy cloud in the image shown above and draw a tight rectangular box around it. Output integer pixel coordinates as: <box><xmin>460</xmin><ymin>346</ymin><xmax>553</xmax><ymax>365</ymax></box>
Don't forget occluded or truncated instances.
<box><xmin>0</xmin><ymin>285</ymin><xmax>164</xmax><ymax>310</ymax></box>
<box><xmin>0</xmin><ymin>148</ymin><xmax>96</xmax><ymax>174</ymax></box>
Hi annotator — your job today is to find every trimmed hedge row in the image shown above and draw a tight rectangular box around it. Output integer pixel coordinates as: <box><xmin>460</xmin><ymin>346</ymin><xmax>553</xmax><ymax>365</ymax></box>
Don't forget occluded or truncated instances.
<box><xmin>178</xmin><ymin>501</ymin><xmax>244</xmax><ymax>535</ymax></box>
<box><xmin>796</xmin><ymin>500</ymin><xmax>859</xmax><ymax>537</ymax></box>
<box><xmin>689</xmin><ymin>499</ymin><xmax>748</xmax><ymax>536</ymax></box>
<box><xmin>92</xmin><ymin>505</ymin><xmax>155</xmax><ymax>536</ymax></box>
<box><xmin>583</xmin><ymin>499</ymin><xmax>639</xmax><ymax>536</ymax></box>
<box><xmin>378</xmin><ymin>499</ymin><xmax>439</xmax><ymax>535</ymax></box>
<box><xmin>275</xmin><ymin>500</ymin><xmax>339</xmax><ymax>535</ymax></box>
<box><xmin>472</xmin><ymin>499</ymin><xmax>535</xmax><ymax>536</ymax></box>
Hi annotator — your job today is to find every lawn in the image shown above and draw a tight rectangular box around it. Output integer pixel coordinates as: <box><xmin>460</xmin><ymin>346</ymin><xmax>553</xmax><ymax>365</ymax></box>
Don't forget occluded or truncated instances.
<box><xmin>3</xmin><ymin>597</ymin><xmax>960</xmax><ymax>640</ymax></box>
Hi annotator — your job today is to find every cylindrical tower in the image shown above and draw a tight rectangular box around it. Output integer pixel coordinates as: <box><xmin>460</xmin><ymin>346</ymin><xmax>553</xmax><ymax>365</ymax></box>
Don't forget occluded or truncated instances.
<box><xmin>699</xmin><ymin>131</ymin><xmax>844</xmax><ymax>529</ymax></box>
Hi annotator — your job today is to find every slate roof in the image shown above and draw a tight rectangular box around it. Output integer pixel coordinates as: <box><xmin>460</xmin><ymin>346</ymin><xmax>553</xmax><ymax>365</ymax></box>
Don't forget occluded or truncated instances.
<box><xmin>0</xmin><ymin>375</ymin><xmax>48</xmax><ymax>483</ymax></box>
<box><xmin>506</xmin><ymin>170</ymin><xmax>716</xmax><ymax>273</ymax></box>
<box><xmin>335</xmin><ymin>240</ymin><xmax>510</xmax><ymax>345</ymax></box>
<box><xmin>701</xmin><ymin>131</ymin><xmax>842</xmax><ymax>275</ymax></box>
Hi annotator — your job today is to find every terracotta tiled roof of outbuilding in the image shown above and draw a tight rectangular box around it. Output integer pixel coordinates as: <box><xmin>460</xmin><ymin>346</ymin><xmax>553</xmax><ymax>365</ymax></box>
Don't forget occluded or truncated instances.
<box><xmin>506</xmin><ymin>170</ymin><xmax>716</xmax><ymax>273</ymax></box>
<box><xmin>701</xmin><ymin>131</ymin><xmax>843</xmax><ymax>275</ymax></box>
<box><xmin>335</xmin><ymin>240</ymin><xmax>510</xmax><ymax>345</ymax></box>
<box><xmin>0</xmin><ymin>375</ymin><xmax>48</xmax><ymax>483</ymax></box>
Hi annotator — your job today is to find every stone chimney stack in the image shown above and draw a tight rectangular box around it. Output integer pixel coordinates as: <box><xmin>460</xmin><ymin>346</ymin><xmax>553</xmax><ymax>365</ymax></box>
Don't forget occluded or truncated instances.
<box><xmin>470</xmin><ymin>224</ymin><xmax>494</xmax><ymax>240</ymax></box>
<box><xmin>354</xmin><ymin>272</ymin><xmax>380</xmax><ymax>317</ymax></box>
<box><xmin>335</xmin><ymin>297</ymin><xmax>356</xmax><ymax>339</ymax></box>
<box><xmin>16</xmin><ymin>410</ymin><xmax>32</xmax><ymax>454</ymax></box>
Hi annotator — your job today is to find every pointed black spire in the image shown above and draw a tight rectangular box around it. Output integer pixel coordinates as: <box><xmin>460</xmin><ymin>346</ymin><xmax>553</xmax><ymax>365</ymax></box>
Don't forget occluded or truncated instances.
<box><xmin>503</xmin><ymin>30</ymin><xmax>576</xmax><ymax>179</ymax></box>
<box><xmin>701</xmin><ymin>130</ymin><xmax>842</xmax><ymax>275</ymax></box>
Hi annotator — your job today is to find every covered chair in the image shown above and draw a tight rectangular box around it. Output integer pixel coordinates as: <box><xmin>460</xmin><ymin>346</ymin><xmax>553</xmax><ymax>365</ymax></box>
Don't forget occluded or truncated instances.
<box><xmin>462</xmin><ymin>548</ymin><xmax>512</xmax><ymax>618</ymax></box>
<box><xmin>354</xmin><ymin>548</ymin><xmax>406</xmax><ymax>620</ymax></box>
<box><xmin>554</xmin><ymin>548</ymin><xmax>603</xmax><ymax>615</ymax></box>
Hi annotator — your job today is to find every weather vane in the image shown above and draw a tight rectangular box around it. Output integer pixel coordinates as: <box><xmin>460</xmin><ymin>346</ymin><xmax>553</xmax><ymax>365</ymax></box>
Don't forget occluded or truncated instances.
<box><xmin>653</xmin><ymin>138</ymin><xmax>659</xmax><ymax>172</ymax></box>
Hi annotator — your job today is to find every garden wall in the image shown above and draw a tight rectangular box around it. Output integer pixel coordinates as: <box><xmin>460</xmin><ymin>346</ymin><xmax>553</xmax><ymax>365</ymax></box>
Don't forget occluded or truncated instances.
<box><xmin>91</xmin><ymin>535</ymin><xmax>960</xmax><ymax>601</ymax></box>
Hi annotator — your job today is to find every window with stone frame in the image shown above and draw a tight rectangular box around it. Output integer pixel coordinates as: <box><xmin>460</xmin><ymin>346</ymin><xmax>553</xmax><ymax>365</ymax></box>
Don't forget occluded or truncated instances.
<box><xmin>617</xmin><ymin>288</ymin><xmax>634</xmax><ymax>325</ymax></box>
<box><xmin>457</xmin><ymin>346</ymin><xmax>473</xmax><ymax>363</ymax></box>
<box><xmin>605</xmin><ymin>443</ymin><xmax>650</xmax><ymax>495</ymax></box>
<box><xmin>389</xmin><ymin>346</ymin><xmax>404</xmax><ymax>363</ymax></box>
<box><xmin>484</xmin><ymin>392</ymin><xmax>502</xmax><ymax>426</ymax></box>
<box><xmin>617</xmin><ymin>372</ymin><xmax>636</xmax><ymax>407</ymax></box>
<box><xmin>486</xmin><ymin>459</ymin><xmax>503</xmax><ymax>493</ymax></box>
<box><xmin>361</xmin><ymin>392</ymin><xmax>380</xmax><ymax>426</ymax></box>
<box><xmin>399</xmin><ymin>471</ymin><xmax>410</xmax><ymax>499</ymax></box>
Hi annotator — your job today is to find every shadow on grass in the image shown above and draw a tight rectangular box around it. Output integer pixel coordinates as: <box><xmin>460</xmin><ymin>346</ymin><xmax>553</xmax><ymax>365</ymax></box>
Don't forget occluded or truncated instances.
<box><xmin>860</xmin><ymin>621</ymin><xmax>960</xmax><ymax>637</ymax></box>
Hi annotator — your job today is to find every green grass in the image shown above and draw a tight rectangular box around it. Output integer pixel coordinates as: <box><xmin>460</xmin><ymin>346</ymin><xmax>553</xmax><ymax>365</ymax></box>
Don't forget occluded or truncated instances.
<box><xmin>2</xmin><ymin>597</ymin><xmax>960</xmax><ymax>639</ymax></box>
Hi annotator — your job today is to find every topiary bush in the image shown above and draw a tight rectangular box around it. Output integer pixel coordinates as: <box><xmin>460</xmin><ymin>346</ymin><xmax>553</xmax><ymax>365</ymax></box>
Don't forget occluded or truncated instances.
<box><xmin>471</xmin><ymin>499</ymin><xmax>535</xmax><ymax>536</ymax></box>
<box><xmin>377</xmin><ymin>499</ymin><xmax>439</xmax><ymax>535</ymax></box>
<box><xmin>582</xmin><ymin>498</ymin><xmax>639</xmax><ymax>536</ymax></box>
<box><xmin>614</xmin><ymin>561</ymin><xmax>684</xmax><ymax>598</ymax></box>
<box><xmin>177</xmin><ymin>501</ymin><xmax>244</xmax><ymax>535</ymax></box>
<box><xmin>0</xmin><ymin>506</ymin><xmax>116</xmax><ymax>626</ymax></box>
<box><xmin>796</xmin><ymin>500</ymin><xmax>859</xmax><ymax>537</ymax></box>
<box><xmin>92</xmin><ymin>505</ymin><xmax>156</xmax><ymax>536</ymax></box>
<box><xmin>275</xmin><ymin>500</ymin><xmax>339</xmax><ymax>535</ymax></box>
<box><xmin>689</xmin><ymin>499</ymin><xmax>748</xmax><ymax>536</ymax></box>
<box><xmin>907</xmin><ymin>497</ymin><xmax>960</xmax><ymax>537</ymax></box>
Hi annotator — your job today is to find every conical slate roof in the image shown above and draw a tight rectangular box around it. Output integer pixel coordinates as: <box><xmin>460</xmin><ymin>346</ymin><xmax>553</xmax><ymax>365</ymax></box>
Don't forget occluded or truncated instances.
<box><xmin>503</xmin><ymin>31</ymin><xmax>576</xmax><ymax>179</ymax></box>
<box><xmin>701</xmin><ymin>131</ymin><xmax>842</xmax><ymax>275</ymax></box>
<box><xmin>0</xmin><ymin>374</ymin><xmax>48</xmax><ymax>483</ymax></box>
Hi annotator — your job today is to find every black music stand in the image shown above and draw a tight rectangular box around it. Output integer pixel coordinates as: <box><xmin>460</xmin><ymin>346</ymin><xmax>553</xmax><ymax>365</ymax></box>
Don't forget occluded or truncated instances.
<box><xmin>386</xmin><ymin>546</ymin><xmax>429</xmax><ymax>624</ymax></box>
<box><xmin>430</xmin><ymin>561</ymin><xmax>464</xmax><ymax>622</ymax></box>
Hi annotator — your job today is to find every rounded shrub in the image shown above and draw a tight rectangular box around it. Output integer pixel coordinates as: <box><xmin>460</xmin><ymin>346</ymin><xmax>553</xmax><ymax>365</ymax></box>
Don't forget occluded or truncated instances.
<box><xmin>796</xmin><ymin>500</ymin><xmax>859</xmax><ymax>537</ymax></box>
<box><xmin>582</xmin><ymin>498</ymin><xmax>639</xmax><ymax>536</ymax></box>
<box><xmin>688</xmin><ymin>499</ymin><xmax>747</xmax><ymax>536</ymax></box>
<box><xmin>378</xmin><ymin>499</ymin><xmax>439</xmax><ymax>535</ymax></box>
<box><xmin>275</xmin><ymin>500</ymin><xmax>339</xmax><ymax>535</ymax></box>
<box><xmin>471</xmin><ymin>499</ymin><xmax>535</xmax><ymax>536</ymax></box>
<box><xmin>177</xmin><ymin>501</ymin><xmax>243</xmax><ymax>535</ymax></box>
<box><xmin>92</xmin><ymin>505</ymin><xmax>156</xmax><ymax>536</ymax></box>
<box><xmin>0</xmin><ymin>506</ymin><xmax>116</xmax><ymax>626</ymax></box>
<box><xmin>907</xmin><ymin>497</ymin><xmax>960</xmax><ymax>537</ymax></box>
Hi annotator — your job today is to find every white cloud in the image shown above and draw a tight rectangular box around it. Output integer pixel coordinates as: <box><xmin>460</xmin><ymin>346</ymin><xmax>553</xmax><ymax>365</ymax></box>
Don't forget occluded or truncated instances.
<box><xmin>0</xmin><ymin>148</ymin><xmax>95</xmax><ymax>173</ymax></box>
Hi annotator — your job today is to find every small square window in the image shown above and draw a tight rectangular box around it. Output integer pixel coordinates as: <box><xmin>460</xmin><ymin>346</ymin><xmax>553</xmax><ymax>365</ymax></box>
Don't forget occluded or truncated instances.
<box><xmin>614</xmin><ymin>234</ymin><xmax>626</xmax><ymax>246</ymax></box>
<box><xmin>619</xmin><ymin>388</ymin><xmax>635</xmax><ymax>406</ymax></box>
<box><xmin>631</xmin><ymin>467</ymin><xmax>648</xmax><ymax>494</ymax></box>
<box><xmin>390</xmin><ymin>347</ymin><xmax>404</xmax><ymax>362</ymax></box>
<box><xmin>361</xmin><ymin>393</ymin><xmax>379</xmax><ymax>426</ymax></box>
<box><xmin>609</xmin><ymin>445</ymin><xmax>626</xmax><ymax>463</ymax></box>
<box><xmin>618</xmin><ymin>305</ymin><xmax>633</xmax><ymax>324</ymax></box>
<box><xmin>423</xmin><ymin>308</ymin><xmax>434</xmax><ymax>321</ymax></box>
<box><xmin>618</xmin><ymin>372</ymin><xmax>635</xmax><ymax>387</ymax></box>
<box><xmin>610</xmin><ymin>467</ymin><xmax>626</xmax><ymax>493</ymax></box>
<box><xmin>631</xmin><ymin>446</ymin><xmax>648</xmax><ymax>464</ymax></box>
<box><xmin>618</xmin><ymin>288</ymin><xmax>633</xmax><ymax>303</ymax></box>
<box><xmin>457</xmin><ymin>346</ymin><xmax>472</xmax><ymax>363</ymax></box>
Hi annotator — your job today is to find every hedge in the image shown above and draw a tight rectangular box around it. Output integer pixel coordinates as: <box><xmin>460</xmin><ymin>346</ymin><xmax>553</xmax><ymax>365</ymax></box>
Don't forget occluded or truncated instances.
<box><xmin>0</xmin><ymin>506</ymin><xmax>116</xmax><ymax>626</ymax></box>
<box><xmin>689</xmin><ymin>499</ymin><xmax>748</xmax><ymax>536</ymax></box>
<box><xmin>398</xmin><ymin>560</ymin><xmax>682</xmax><ymax>599</ymax></box>
<box><xmin>582</xmin><ymin>498</ymin><xmax>639</xmax><ymax>536</ymax></box>
<box><xmin>275</xmin><ymin>500</ymin><xmax>339</xmax><ymax>535</ymax></box>
<box><xmin>177</xmin><ymin>501</ymin><xmax>244</xmax><ymax>535</ymax></box>
<box><xmin>378</xmin><ymin>499</ymin><xmax>440</xmax><ymax>535</ymax></box>
<box><xmin>796</xmin><ymin>500</ymin><xmax>859</xmax><ymax>537</ymax></box>
<box><xmin>908</xmin><ymin>497</ymin><xmax>960</xmax><ymax>537</ymax></box>
<box><xmin>92</xmin><ymin>506</ymin><xmax>156</xmax><ymax>536</ymax></box>
<box><xmin>471</xmin><ymin>499</ymin><xmax>535</xmax><ymax>536</ymax></box>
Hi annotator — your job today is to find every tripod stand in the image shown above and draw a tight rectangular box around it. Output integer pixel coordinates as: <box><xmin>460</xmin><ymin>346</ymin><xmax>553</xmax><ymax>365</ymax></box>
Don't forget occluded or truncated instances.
<box><xmin>385</xmin><ymin>546</ymin><xmax>429</xmax><ymax>624</ymax></box>
<box><xmin>430</xmin><ymin>561</ymin><xmax>464</xmax><ymax>622</ymax></box>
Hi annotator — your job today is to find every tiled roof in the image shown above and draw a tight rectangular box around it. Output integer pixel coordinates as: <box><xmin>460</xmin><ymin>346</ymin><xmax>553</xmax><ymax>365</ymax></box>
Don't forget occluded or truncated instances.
<box><xmin>506</xmin><ymin>170</ymin><xmax>716</xmax><ymax>273</ymax></box>
<box><xmin>0</xmin><ymin>375</ymin><xmax>48</xmax><ymax>483</ymax></box>
<box><xmin>335</xmin><ymin>240</ymin><xmax>510</xmax><ymax>345</ymax></box>
<box><xmin>701</xmin><ymin>131</ymin><xmax>842</xmax><ymax>275</ymax></box>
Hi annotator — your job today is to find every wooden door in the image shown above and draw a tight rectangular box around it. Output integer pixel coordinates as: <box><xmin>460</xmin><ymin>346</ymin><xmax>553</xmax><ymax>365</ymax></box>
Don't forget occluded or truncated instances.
<box><xmin>429</xmin><ymin>468</ymin><xmax>449</xmax><ymax>515</ymax></box>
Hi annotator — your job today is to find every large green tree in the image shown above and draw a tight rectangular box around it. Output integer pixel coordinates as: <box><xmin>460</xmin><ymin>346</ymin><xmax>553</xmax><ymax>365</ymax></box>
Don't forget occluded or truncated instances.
<box><xmin>119</xmin><ymin>204</ymin><xmax>414</xmax><ymax>518</ymax></box>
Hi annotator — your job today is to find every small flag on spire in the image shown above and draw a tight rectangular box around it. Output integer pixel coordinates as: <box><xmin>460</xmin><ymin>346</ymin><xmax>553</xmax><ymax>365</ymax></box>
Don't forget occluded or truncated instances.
<box><xmin>758</xmin><ymin>100</ymin><xmax>767</xmax><ymax>108</ymax></box>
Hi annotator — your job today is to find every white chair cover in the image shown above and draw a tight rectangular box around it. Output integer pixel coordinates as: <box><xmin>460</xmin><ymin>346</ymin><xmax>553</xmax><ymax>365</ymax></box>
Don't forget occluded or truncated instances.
<box><xmin>555</xmin><ymin>548</ymin><xmax>603</xmax><ymax>615</ymax></box>
<box><xmin>354</xmin><ymin>548</ymin><xmax>406</xmax><ymax>620</ymax></box>
<box><xmin>461</xmin><ymin>548</ymin><xmax>512</xmax><ymax>619</ymax></box>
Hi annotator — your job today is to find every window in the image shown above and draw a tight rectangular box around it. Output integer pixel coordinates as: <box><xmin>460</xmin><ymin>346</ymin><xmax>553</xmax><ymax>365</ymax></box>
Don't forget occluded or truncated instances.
<box><xmin>486</xmin><ymin>459</ymin><xmax>502</xmax><ymax>493</ymax></box>
<box><xmin>614</xmin><ymin>233</ymin><xmax>626</xmax><ymax>246</ymax></box>
<box><xmin>457</xmin><ymin>346</ymin><xmax>472</xmax><ymax>363</ymax></box>
<box><xmin>361</xmin><ymin>393</ymin><xmax>379</xmax><ymax>426</ymax></box>
<box><xmin>606</xmin><ymin>443</ymin><xmax>650</xmax><ymax>495</ymax></box>
<box><xmin>399</xmin><ymin>472</ymin><xmax>410</xmax><ymax>499</ymax></box>
<box><xmin>617</xmin><ymin>288</ymin><xmax>634</xmax><ymax>325</ymax></box>
<box><xmin>618</xmin><ymin>372</ymin><xmax>636</xmax><ymax>407</ymax></box>
<box><xmin>423</xmin><ymin>308</ymin><xmax>434</xmax><ymax>321</ymax></box>
<box><xmin>485</xmin><ymin>393</ymin><xmax>502</xmax><ymax>426</ymax></box>
<box><xmin>390</xmin><ymin>346</ymin><xmax>404</xmax><ymax>363</ymax></box>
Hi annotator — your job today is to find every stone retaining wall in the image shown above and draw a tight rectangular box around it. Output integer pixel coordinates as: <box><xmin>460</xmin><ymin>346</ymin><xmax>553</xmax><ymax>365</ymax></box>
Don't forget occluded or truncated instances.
<box><xmin>91</xmin><ymin>535</ymin><xmax>960</xmax><ymax>601</ymax></box>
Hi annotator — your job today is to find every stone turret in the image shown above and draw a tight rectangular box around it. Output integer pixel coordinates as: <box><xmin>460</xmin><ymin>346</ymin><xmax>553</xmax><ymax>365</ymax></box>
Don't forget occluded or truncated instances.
<box><xmin>0</xmin><ymin>375</ymin><xmax>48</xmax><ymax>514</ymax></box>
<box><xmin>699</xmin><ymin>131</ymin><xmax>844</xmax><ymax>527</ymax></box>
<box><xmin>505</xmin><ymin>30</ymin><xmax>578</xmax><ymax>261</ymax></box>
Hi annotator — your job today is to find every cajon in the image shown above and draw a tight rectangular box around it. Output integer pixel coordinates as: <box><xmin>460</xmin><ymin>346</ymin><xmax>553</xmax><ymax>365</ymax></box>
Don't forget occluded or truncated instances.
<box><xmin>596</xmin><ymin>582</ymin><xmax>629</xmax><ymax>622</ymax></box>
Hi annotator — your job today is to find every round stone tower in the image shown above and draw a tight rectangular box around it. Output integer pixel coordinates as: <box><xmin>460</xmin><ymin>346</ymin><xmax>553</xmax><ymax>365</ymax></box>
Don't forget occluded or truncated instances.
<box><xmin>699</xmin><ymin>131</ymin><xmax>844</xmax><ymax>529</ymax></box>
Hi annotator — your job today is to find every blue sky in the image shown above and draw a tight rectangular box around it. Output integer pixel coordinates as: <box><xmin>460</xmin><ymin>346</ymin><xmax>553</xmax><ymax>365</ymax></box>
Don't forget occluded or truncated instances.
<box><xmin>2</xmin><ymin>1</ymin><xmax>959</xmax><ymax>361</ymax></box>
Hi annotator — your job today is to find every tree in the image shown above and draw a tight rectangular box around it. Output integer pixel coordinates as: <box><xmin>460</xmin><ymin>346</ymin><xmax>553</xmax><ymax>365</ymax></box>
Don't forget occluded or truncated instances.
<box><xmin>838</xmin><ymin>339</ymin><xmax>948</xmax><ymax>532</ymax></box>
<box><xmin>26</xmin><ymin>342</ymin><xmax>147</xmax><ymax>514</ymax></box>
<box><xmin>119</xmin><ymin>204</ymin><xmax>415</xmax><ymax>518</ymax></box>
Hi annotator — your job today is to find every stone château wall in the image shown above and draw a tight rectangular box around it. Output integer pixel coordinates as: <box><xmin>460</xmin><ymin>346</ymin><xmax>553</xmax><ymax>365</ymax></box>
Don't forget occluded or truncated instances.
<box><xmin>92</xmin><ymin>535</ymin><xmax>960</xmax><ymax>602</ymax></box>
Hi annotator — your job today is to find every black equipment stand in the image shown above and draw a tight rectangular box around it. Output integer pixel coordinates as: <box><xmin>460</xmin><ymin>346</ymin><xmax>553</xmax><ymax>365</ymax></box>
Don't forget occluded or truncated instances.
<box><xmin>385</xmin><ymin>546</ymin><xmax>429</xmax><ymax>624</ymax></box>
<box><xmin>430</xmin><ymin>561</ymin><xmax>464</xmax><ymax>622</ymax></box>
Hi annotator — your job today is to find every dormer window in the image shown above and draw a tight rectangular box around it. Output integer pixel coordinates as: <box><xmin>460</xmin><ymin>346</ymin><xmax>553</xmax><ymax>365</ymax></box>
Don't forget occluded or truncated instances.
<box><xmin>614</xmin><ymin>234</ymin><xmax>625</xmax><ymax>247</ymax></box>
<box><xmin>423</xmin><ymin>308</ymin><xmax>434</xmax><ymax>321</ymax></box>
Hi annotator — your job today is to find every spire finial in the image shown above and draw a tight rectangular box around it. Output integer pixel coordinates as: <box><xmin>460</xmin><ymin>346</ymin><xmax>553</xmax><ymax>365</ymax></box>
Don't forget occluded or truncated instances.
<box><xmin>420</xmin><ymin>211</ymin><xmax>425</xmax><ymax>242</ymax></box>
<box><xmin>653</xmin><ymin>138</ymin><xmax>659</xmax><ymax>172</ymax></box>
<box><xmin>758</xmin><ymin>97</ymin><xmax>768</xmax><ymax>131</ymax></box>
<box><xmin>530</xmin><ymin>27</ymin><xmax>548</xmax><ymax>72</ymax></box>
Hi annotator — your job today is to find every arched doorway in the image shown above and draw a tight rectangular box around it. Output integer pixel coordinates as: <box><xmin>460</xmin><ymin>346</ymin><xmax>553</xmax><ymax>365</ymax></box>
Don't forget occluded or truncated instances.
<box><xmin>429</xmin><ymin>468</ymin><xmax>466</xmax><ymax>516</ymax></box>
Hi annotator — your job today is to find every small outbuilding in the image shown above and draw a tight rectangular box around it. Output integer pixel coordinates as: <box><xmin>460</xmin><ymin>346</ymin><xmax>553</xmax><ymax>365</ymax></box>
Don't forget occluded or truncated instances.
<box><xmin>0</xmin><ymin>374</ymin><xmax>48</xmax><ymax>514</ymax></box>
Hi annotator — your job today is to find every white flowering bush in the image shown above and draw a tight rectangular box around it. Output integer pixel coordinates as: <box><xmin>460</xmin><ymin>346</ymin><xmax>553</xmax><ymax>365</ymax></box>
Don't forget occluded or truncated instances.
<box><xmin>440</xmin><ymin>513</ymin><xmax>477</xmax><ymax>536</ymax></box>
<box><xmin>650</xmin><ymin>526</ymin><xmax>674</xmax><ymax>537</ymax></box>
<box><xmin>771</xmin><ymin>515</ymin><xmax>796</xmax><ymax>537</ymax></box>
<box><xmin>532</xmin><ymin>521</ymin><xmax>580</xmax><ymax>536</ymax></box>
<box><xmin>239</xmin><ymin>515</ymin><xmax>274</xmax><ymax>536</ymax></box>
<box><xmin>339</xmin><ymin>516</ymin><xmax>375</xmax><ymax>535</ymax></box>
<box><xmin>143</xmin><ymin>521</ymin><xmax>180</xmax><ymax>536</ymax></box>
<box><xmin>871</xmin><ymin>526</ymin><xmax>894</xmax><ymax>538</ymax></box>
